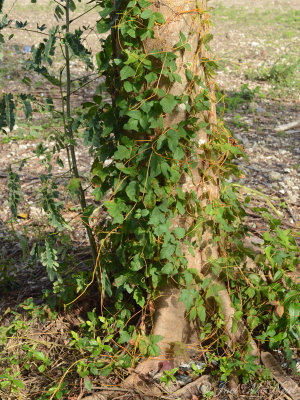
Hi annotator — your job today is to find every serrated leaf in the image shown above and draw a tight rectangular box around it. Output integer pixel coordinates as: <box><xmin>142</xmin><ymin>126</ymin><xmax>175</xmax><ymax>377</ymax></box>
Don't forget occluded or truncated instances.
<box><xmin>97</xmin><ymin>19</ymin><xmax>111</xmax><ymax>34</ymax></box>
<box><xmin>114</xmin><ymin>145</ymin><xmax>131</xmax><ymax>160</ymax></box>
<box><xmin>179</xmin><ymin>288</ymin><xmax>196</xmax><ymax>311</ymax></box>
<box><xmin>133</xmin><ymin>287</ymin><xmax>145</xmax><ymax>307</ymax></box>
<box><xmin>161</xmin><ymin>262</ymin><xmax>174</xmax><ymax>275</ymax></box>
<box><xmin>120</xmin><ymin>65</ymin><xmax>135</xmax><ymax>80</ymax></box>
<box><xmin>197</xmin><ymin>305</ymin><xmax>206</xmax><ymax>323</ymax></box>
<box><xmin>140</xmin><ymin>9</ymin><xmax>152</xmax><ymax>19</ymax></box>
<box><xmin>171</xmin><ymin>228</ymin><xmax>184</xmax><ymax>240</ymax></box>
<box><xmin>125</xmin><ymin>181</ymin><xmax>139</xmax><ymax>201</ymax></box>
<box><xmin>84</xmin><ymin>377</ymin><xmax>92</xmax><ymax>392</ymax></box>
<box><xmin>104</xmin><ymin>199</ymin><xmax>127</xmax><ymax>224</ymax></box>
<box><xmin>148</xmin><ymin>343</ymin><xmax>160</xmax><ymax>356</ymax></box>
<box><xmin>160</xmin><ymin>94</ymin><xmax>177</xmax><ymax>114</ymax></box>
<box><xmin>160</xmin><ymin>244</ymin><xmax>175</xmax><ymax>259</ymax></box>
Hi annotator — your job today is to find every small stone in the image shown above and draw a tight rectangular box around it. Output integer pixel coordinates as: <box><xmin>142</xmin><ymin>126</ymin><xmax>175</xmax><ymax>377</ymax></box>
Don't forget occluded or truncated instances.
<box><xmin>269</xmin><ymin>171</ymin><xmax>282</xmax><ymax>182</ymax></box>
<box><xmin>200</xmin><ymin>381</ymin><xmax>212</xmax><ymax>395</ymax></box>
<box><xmin>279</xmin><ymin>189</ymin><xmax>285</xmax><ymax>194</ymax></box>
<box><xmin>30</xmin><ymin>206</ymin><xmax>46</xmax><ymax>218</ymax></box>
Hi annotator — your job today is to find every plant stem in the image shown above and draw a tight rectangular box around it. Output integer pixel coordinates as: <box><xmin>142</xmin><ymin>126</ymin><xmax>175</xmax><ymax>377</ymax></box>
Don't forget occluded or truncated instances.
<box><xmin>64</xmin><ymin>0</ymin><xmax>99</xmax><ymax>269</ymax></box>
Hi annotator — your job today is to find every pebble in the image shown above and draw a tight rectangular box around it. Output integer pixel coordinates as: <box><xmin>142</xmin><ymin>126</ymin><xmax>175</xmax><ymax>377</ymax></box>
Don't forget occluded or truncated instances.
<box><xmin>256</xmin><ymin>106</ymin><xmax>265</xmax><ymax>113</ymax></box>
<box><xmin>269</xmin><ymin>171</ymin><xmax>282</xmax><ymax>182</ymax></box>
<box><xmin>30</xmin><ymin>206</ymin><xmax>46</xmax><ymax>218</ymax></box>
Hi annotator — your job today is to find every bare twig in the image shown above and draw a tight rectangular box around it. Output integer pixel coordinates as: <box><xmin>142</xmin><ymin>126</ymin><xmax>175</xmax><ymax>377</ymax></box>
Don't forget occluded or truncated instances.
<box><xmin>275</xmin><ymin>120</ymin><xmax>300</xmax><ymax>132</ymax></box>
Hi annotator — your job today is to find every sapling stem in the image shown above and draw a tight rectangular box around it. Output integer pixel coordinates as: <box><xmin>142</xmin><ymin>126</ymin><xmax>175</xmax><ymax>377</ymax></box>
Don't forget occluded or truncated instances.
<box><xmin>64</xmin><ymin>0</ymin><xmax>99</xmax><ymax>282</ymax></box>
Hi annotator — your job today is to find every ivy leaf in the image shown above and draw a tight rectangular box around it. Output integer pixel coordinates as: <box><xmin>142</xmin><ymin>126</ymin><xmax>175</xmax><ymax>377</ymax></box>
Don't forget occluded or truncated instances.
<box><xmin>104</xmin><ymin>199</ymin><xmax>127</xmax><ymax>224</ymax></box>
<box><xmin>160</xmin><ymin>95</ymin><xmax>177</xmax><ymax>114</ymax></box>
<box><xmin>148</xmin><ymin>344</ymin><xmax>160</xmax><ymax>356</ymax></box>
<box><xmin>133</xmin><ymin>287</ymin><xmax>145</xmax><ymax>307</ymax></box>
<box><xmin>145</xmin><ymin>72</ymin><xmax>158</xmax><ymax>84</ymax></box>
<box><xmin>97</xmin><ymin>19</ymin><xmax>111</xmax><ymax>34</ymax></box>
<box><xmin>179</xmin><ymin>288</ymin><xmax>196</xmax><ymax>311</ymax></box>
<box><xmin>120</xmin><ymin>65</ymin><xmax>135</xmax><ymax>80</ymax></box>
<box><xmin>140</xmin><ymin>9</ymin><xmax>152</xmax><ymax>19</ymax></box>
<box><xmin>119</xmin><ymin>331</ymin><xmax>131</xmax><ymax>344</ymax></box>
<box><xmin>160</xmin><ymin>244</ymin><xmax>175</xmax><ymax>259</ymax></box>
<box><xmin>126</xmin><ymin>181</ymin><xmax>139</xmax><ymax>201</ymax></box>
<box><xmin>197</xmin><ymin>305</ymin><xmax>206</xmax><ymax>323</ymax></box>
<box><xmin>114</xmin><ymin>145</ymin><xmax>131</xmax><ymax>160</ymax></box>
<box><xmin>173</xmin><ymin>227</ymin><xmax>185</xmax><ymax>239</ymax></box>
<box><xmin>150</xmin><ymin>335</ymin><xmax>163</xmax><ymax>344</ymax></box>
<box><xmin>161</xmin><ymin>262</ymin><xmax>174</xmax><ymax>275</ymax></box>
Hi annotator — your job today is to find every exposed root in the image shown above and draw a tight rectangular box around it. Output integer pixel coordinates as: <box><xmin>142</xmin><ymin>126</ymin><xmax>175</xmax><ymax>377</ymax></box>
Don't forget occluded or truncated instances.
<box><xmin>170</xmin><ymin>375</ymin><xmax>213</xmax><ymax>399</ymax></box>
<box><xmin>261</xmin><ymin>352</ymin><xmax>300</xmax><ymax>400</ymax></box>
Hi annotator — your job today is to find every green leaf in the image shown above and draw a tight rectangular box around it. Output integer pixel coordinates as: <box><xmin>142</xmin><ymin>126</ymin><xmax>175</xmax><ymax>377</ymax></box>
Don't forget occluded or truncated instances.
<box><xmin>179</xmin><ymin>288</ymin><xmax>196</xmax><ymax>311</ymax></box>
<box><xmin>173</xmin><ymin>227</ymin><xmax>185</xmax><ymax>239</ymax></box>
<box><xmin>104</xmin><ymin>199</ymin><xmax>127</xmax><ymax>224</ymax></box>
<box><xmin>139</xmin><ymin>337</ymin><xmax>148</xmax><ymax>356</ymax></box>
<box><xmin>114</xmin><ymin>145</ymin><xmax>131</xmax><ymax>160</ymax></box>
<box><xmin>150</xmin><ymin>334</ymin><xmax>163</xmax><ymax>344</ymax></box>
<box><xmin>161</xmin><ymin>262</ymin><xmax>174</xmax><ymax>275</ymax></box>
<box><xmin>69</xmin><ymin>0</ymin><xmax>76</xmax><ymax>11</ymax></box>
<box><xmin>84</xmin><ymin>377</ymin><xmax>92</xmax><ymax>392</ymax></box>
<box><xmin>64</xmin><ymin>31</ymin><xmax>92</xmax><ymax>68</ymax></box>
<box><xmin>7</xmin><ymin>166</ymin><xmax>23</xmax><ymax>218</ymax></box>
<box><xmin>148</xmin><ymin>343</ymin><xmax>160</xmax><ymax>356</ymax></box>
<box><xmin>120</xmin><ymin>65</ymin><xmax>135</xmax><ymax>80</ymax></box>
<box><xmin>145</xmin><ymin>72</ymin><xmax>158</xmax><ymax>84</ymax></box>
<box><xmin>140</xmin><ymin>9</ymin><xmax>152</xmax><ymax>19</ymax></box>
<box><xmin>160</xmin><ymin>244</ymin><xmax>175</xmax><ymax>259</ymax></box>
<box><xmin>133</xmin><ymin>287</ymin><xmax>145</xmax><ymax>307</ymax></box>
<box><xmin>273</xmin><ymin>270</ymin><xmax>283</xmax><ymax>282</ymax></box>
<box><xmin>124</xmin><ymin>81</ymin><xmax>133</xmax><ymax>92</ymax></box>
<box><xmin>13</xmin><ymin>379</ymin><xmax>24</xmax><ymax>389</ymax></box>
<box><xmin>160</xmin><ymin>95</ymin><xmax>177</xmax><ymax>114</ymax></box>
<box><xmin>186</xmin><ymin>69</ymin><xmax>194</xmax><ymax>80</ymax></box>
<box><xmin>126</xmin><ymin>181</ymin><xmax>139</xmax><ymax>201</ymax></box>
<box><xmin>197</xmin><ymin>305</ymin><xmax>206</xmax><ymax>323</ymax></box>
<box><xmin>67</xmin><ymin>178</ymin><xmax>81</xmax><ymax>197</ymax></box>
<box><xmin>97</xmin><ymin>19</ymin><xmax>111</xmax><ymax>34</ymax></box>
<box><xmin>289</xmin><ymin>302</ymin><xmax>299</xmax><ymax>324</ymax></box>
<box><xmin>38</xmin><ymin>364</ymin><xmax>46</xmax><ymax>373</ymax></box>
<box><xmin>119</xmin><ymin>331</ymin><xmax>131</xmax><ymax>344</ymax></box>
<box><xmin>40</xmin><ymin>240</ymin><xmax>59</xmax><ymax>282</ymax></box>
<box><xmin>0</xmin><ymin>93</ymin><xmax>15</xmax><ymax>132</ymax></box>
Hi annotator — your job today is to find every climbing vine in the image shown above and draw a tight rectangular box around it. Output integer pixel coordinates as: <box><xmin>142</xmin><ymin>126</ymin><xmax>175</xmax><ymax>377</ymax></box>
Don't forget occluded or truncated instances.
<box><xmin>82</xmin><ymin>0</ymin><xmax>300</xmax><ymax>370</ymax></box>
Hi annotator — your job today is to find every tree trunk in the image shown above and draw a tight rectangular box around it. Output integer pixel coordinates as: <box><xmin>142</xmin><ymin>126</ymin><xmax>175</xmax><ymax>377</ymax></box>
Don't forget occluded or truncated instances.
<box><xmin>109</xmin><ymin>0</ymin><xmax>258</xmax><ymax>389</ymax></box>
